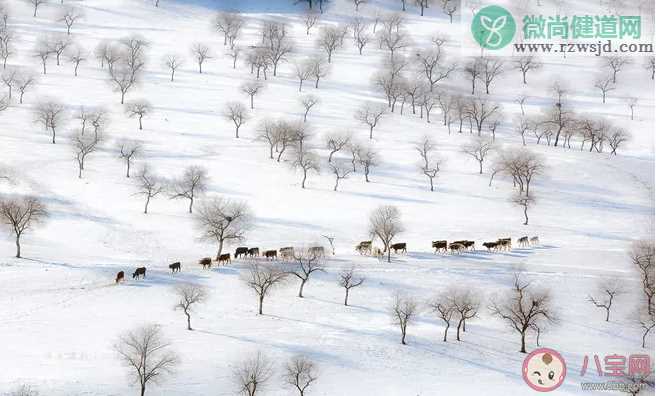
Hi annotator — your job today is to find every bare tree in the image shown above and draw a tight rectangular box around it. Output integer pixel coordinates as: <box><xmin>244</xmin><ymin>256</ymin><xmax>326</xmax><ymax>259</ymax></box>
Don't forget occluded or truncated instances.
<box><xmin>124</xmin><ymin>100</ymin><xmax>151</xmax><ymax>130</ymax></box>
<box><xmin>329</xmin><ymin>161</ymin><xmax>352</xmax><ymax>191</ymax></box>
<box><xmin>16</xmin><ymin>71</ymin><xmax>36</xmax><ymax>104</ymax></box>
<box><xmin>442</xmin><ymin>0</ymin><xmax>458</xmax><ymax>22</ymax></box>
<box><xmin>390</xmin><ymin>293</ymin><xmax>418</xmax><ymax>345</ymax></box>
<box><xmin>627</xmin><ymin>97</ymin><xmax>638</xmax><ymax>120</ymax></box>
<box><xmin>243</xmin><ymin>263</ymin><xmax>288</xmax><ymax>315</ymax></box>
<box><xmin>286</xmin><ymin>249</ymin><xmax>324</xmax><ymax>298</ymax></box>
<box><xmin>34</xmin><ymin>37</ymin><xmax>51</xmax><ymax>75</ymax></box>
<box><xmin>308</xmin><ymin>55</ymin><xmax>329</xmax><ymax>88</ymax></box>
<box><xmin>190</xmin><ymin>43</ymin><xmax>212</xmax><ymax>74</ymax></box>
<box><xmin>378</xmin><ymin>29</ymin><xmax>411</xmax><ymax>61</ymax></box>
<box><xmin>294</xmin><ymin>60</ymin><xmax>312</xmax><ymax>92</ymax></box>
<box><xmin>226</xmin><ymin>46</ymin><xmax>241</xmax><ymax>69</ymax></box>
<box><xmin>1</xmin><ymin>67</ymin><xmax>16</xmax><ymax>99</ymax></box>
<box><xmin>466</xmin><ymin>96</ymin><xmax>500</xmax><ymax>135</ymax></box>
<box><xmin>72</xmin><ymin>132</ymin><xmax>99</xmax><ymax>178</ymax></box>
<box><xmin>368</xmin><ymin>205</ymin><xmax>403</xmax><ymax>263</ymax></box>
<box><xmin>416</xmin><ymin>136</ymin><xmax>442</xmax><ymax>191</ymax></box>
<box><xmin>325</xmin><ymin>132</ymin><xmax>350</xmax><ymax>163</ymax></box>
<box><xmin>224</xmin><ymin>101</ymin><xmax>250</xmax><ymax>138</ymax></box>
<box><xmin>67</xmin><ymin>45</ymin><xmax>86</xmax><ymax>76</ymax></box>
<box><xmin>463</xmin><ymin>57</ymin><xmax>482</xmax><ymax>94</ymax></box>
<box><xmin>0</xmin><ymin>195</ymin><xmax>47</xmax><ymax>258</ymax></box>
<box><xmin>29</xmin><ymin>0</ymin><xmax>46</xmax><ymax>17</ymax></box>
<box><xmin>8</xmin><ymin>384</ymin><xmax>39</xmax><ymax>396</ymax></box>
<box><xmin>108</xmin><ymin>36</ymin><xmax>148</xmax><ymax>104</ymax></box>
<box><xmin>114</xmin><ymin>324</ymin><xmax>178</xmax><ymax>396</ymax></box>
<box><xmin>358</xmin><ymin>146</ymin><xmax>378</xmax><ymax>182</ymax></box>
<box><xmin>513</xmin><ymin>56</ymin><xmax>541</xmax><ymax>84</ymax></box>
<box><xmin>170</xmin><ymin>165</ymin><xmax>208</xmax><ymax>213</ymax></box>
<box><xmin>214</xmin><ymin>11</ymin><xmax>245</xmax><ymax>49</ymax></box>
<box><xmin>461</xmin><ymin>136</ymin><xmax>494</xmax><ymax>174</ymax></box>
<box><xmin>262</xmin><ymin>22</ymin><xmax>294</xmax><ymax>76</ymax></box>
<box><xmin>174</xmin><ymin>283</ymin><xmax>208</xmax><ymax>330</ymax></box>
<box><xmin>117</xmin><ymin>139</ymin><xmax>142</xmax><ymax>178</ymax></box>
<box><xmin>354</xmin><ymin>102</ymin><xmax>386</xmax><ymax>139</ymax></box>
<box><xmin>489</xmin><ymin>273</ymin><xmax>557</xmax><ymax>353</ymax></box>
<box><xmin>451</xmin><ymin>288</ymin><xmax>480</xmax><ymax>341</ymax></box>
<box><xmin>234</xmin><ymin>352</ymin><xmax>273</xmax><ymax>396</ymax></box>
<box><xmin>135</xmin><ymin>164</ymin><xmax>164</xmax><ymax>214</ymax></box>
<box><xmin>299</xmin><ymin>94</ymin><xmax>319</xmax><ymax>122</ymax></box>
<box><xmin>588</xmin><ymin>279</ymin><xmax>624</xmax><ymax>322</ymax></box>
<box><xmin>339</xmin><ymin>267</ymin><xmax>364</xmax><ymax>306</ymax></box>
<box><xmin>0</xmin><ymin>26</ymin><xmax>15</xmax><ymax>69</ymax></box>
<box><xmin>246</xmin><ymin>47</ymin><xmax>271</xmax><ymax>80</ymax></box>
<box><xmin>317</xmin><ymin>26</ymin><xmax>344</xmax><ymax>63</ymax></box>
<box><xmin>607</xmin><ymin>127</ymin><xmax>630</xmax><ymax>156</ymax></box>
<box><xmin>354</xmin><ymin>26</ymin><xmax>371</xmax><ymax>55</ymax></box>
<box><xmin>545</xmin><ymin>81</ymin><xmax>572</xmax><ymax>147</ymax></box>
<box><xmin>50</xmin><ymin>36</ymin><xmax>70</xmax><ymax>66</ymax></box>
<box><xmin>195</xmin><ymin>197</ymin><xmax>253</xmax><ymax>260</ymax></box>
<box><xmin>164</xmin><ymin>54</ymin><xmax>183</xmax><ymax>82</ymax></box>
<box><xmin>283</xmin><ymin>356</ymin><xmax>318</xmax><ymax>396</ymax></box>
<box><xmin>416</xmin><ymin>47</ymin><xmax>456</xmax><ymax>92</ymax></box>
<box><xmin>502</xmin><ymin>148</ymin><xmax>545</xmax><ymax>197</ymax></box>
<box><xmin>59</xmin><ymin>6</ymin><xmax>83</xmax><ymax>35</ymax></box>
<box><xmin>429</xmin><ymin>291</ymin><xmax>456</xmax><ymax>342</ymax></box>
<box><xmin>33</xmin><ymin>100</ymin><xmax>66</xmax><ymax>144</ymax></box>
<box><xmin>512</xmin><ymin>192</ymin><xmax>535</xmax><ymax>225</ymax></box>
<box><xmin>303</xmin><ymin>10</ymin><xmax>319</xmax><ymax>35</ymax></box>
<box><xmin>292</xmin><ymin>148</ymin><xmax>320</xmax><ymax>189</ymax></box>
<box><xmin>631</xmin><ymin>240</ymin><xmax>655</xmax><ymax>321</ymax></box>
<box><xmin>603</xmin><ymin>56</ymin><xmax>631</xmax><ymax>83</ymax></box>
<box><xmin>239</xmin><ymin>80</ymin><xmax>264</xmax><ymax>110</ymax></box>
<box><xmin>646</xmin><ymin>57</ymin><xmax>655</xmax><ymax>80</ymax></box>
<box><xmin>594</xmin><ymin>75</ymin><xmax>615</xmax><ymax>104</ymax></box>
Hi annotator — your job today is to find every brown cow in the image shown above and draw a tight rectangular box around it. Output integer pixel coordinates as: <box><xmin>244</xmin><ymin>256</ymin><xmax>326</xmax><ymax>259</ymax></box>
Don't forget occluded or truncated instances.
<box><xmin>115</xmin><ymin>271</ymin><xmax>124</xmax><ymax>284</ymax></box>
<box><xmin>264</xmin><ymin>250</ymin><xmax>277</xmax><ymax>260</ymax></box>
<box><xmin>483</xmin><ymin>242</ymin><xmax>498</xmax><ymax>251</ymax></box>
<box><xmin>449</xmin><ymin>243</ymin><xmax>464</xmax><ymax>254</ymax></box>
<box><xmin>432</xmin><ymin>240</ymin><xmax>448</xmax><ymax>254</ymax></box>
<box><xmin>355</xmin><ymin>241</ymin><xmax>372</xmax><ymax>255</ymax></box>
<box><xmin>218</xmin><ymin>253</ymin><xmax>231</xmax><ymax>265</ymax></box>
<box><xmin>199</xmin><ymin>257</ymin><xmax>212</xmax><ymax>269</ymax></box>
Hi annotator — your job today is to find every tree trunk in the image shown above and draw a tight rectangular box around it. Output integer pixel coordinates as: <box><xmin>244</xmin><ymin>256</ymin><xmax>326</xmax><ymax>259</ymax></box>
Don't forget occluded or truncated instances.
<box><xmin>443</xmin><ymin>322</ymin><xmax>450</xmax><ymax>341</ymax></box>
<box><xmin>520</xmin><ymin>331</ymin><xmax>527</xmax><ymax>353</ymax></box>
<box><xmin>186</xmin><ymin>311</ymin><xmax>192</xmax><ymax>330</ymax></box>
<box><xmin>523</xmin><ymin>204</ymin><xmax>529</xmax><ymax>225</ymax></box>
<box><xmin>301</xmin><ymin>170</ymin><xmax>307</xmax><ymax>188</ymax></box>
<box><xmin>15</xmin><ymin>235</ymin><xmax>20</xmax><ymax>258</ymax></box>
<box><xmin>141</xmin><ymin>384</ymin><xmax>146</xmax><ymax>396</ymax></box>
<box><xmin>298</xmin><ymin>279</ymin><xmax>306</xmax><ymax>298</ymax></box>
<box><xmin>258</xmin><ymin>295</ymin><xmax>264</xmax><ymax>315</ymax></box>
<box><xmin>188</xmin><ymin>197</ymin><xmax>193</xmax><ymax>214</ymax></box>
<box><xmin>456</xmin><ymin>319</ymin><xmax>463</xmax><ymax>341</ymax></box>
<box><xmin>139</xmin><ymin>115</ymin><xmax>143</xmax><ymax>130</ymax></box>
<box><xmin>400</xmin><ymin>325</ymin><xmax>406</xmax><ymax>344</ymax></box>
<box><xmin>478</xmin><ymin>161</ymin><xmax>483</xmax><ymax>174</ymax></box>
<box><xmin>144</xmin><ymin>196</ymin><xmax>150</xmax><ymax>214</ymax></box>
<box><xmin>215</xmin><ymin>239</ymin><xmax>224</xmax><ymax>261</ymax></box>
<box><xmin>344</xmin><ymin>289</ymin><xmax>349</xmax><ymax>306</ymax></box>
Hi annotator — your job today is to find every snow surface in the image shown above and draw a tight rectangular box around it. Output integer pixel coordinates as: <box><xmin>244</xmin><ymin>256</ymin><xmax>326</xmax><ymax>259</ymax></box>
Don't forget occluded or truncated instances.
<box><xmin>0</xmin><ymin>0</ymin><xmax>654</xmax><ymax>395</ymax></box>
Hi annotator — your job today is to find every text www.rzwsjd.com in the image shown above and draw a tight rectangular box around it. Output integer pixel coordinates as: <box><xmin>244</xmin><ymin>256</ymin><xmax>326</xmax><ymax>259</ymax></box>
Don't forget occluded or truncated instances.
<box><xmin>513</xmin><ymin>40</ymin><xmax>653</xmax><ymax>56</ymax></box>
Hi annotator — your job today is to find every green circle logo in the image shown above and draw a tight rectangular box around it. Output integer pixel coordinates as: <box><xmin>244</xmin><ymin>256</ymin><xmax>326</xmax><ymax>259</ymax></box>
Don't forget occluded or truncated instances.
<box><xmin>471</xmin><ymin>5</ymin><xmax>516</xmax><ymax>50</ymax></box>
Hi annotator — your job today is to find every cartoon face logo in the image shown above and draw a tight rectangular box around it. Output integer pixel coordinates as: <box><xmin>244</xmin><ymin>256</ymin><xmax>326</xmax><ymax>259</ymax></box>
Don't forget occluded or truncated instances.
<box><xmin>522</xmin><ymin>348</ymin><xmax>567</xmax><ymax>392</ymax></box>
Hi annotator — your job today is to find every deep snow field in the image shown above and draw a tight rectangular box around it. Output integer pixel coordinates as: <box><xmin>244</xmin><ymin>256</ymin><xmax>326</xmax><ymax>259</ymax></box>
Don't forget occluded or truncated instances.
<box><xmin>0</xmin><ymin>0</ymin><xmax>654</xmax><ymax>395</ymax></box>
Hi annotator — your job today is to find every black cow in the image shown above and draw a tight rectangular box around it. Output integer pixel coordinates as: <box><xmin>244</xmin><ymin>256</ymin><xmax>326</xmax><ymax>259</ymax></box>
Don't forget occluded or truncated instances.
<box><xmin>391</xmin><ymin>242</ymin><xmax>407</xmax><ymax>254</ymax></box>
<box><xmin>264</xmin><ymin>250</ymin><xmax>277</xmax><ymax>260</ymax></box>
<box><xmin>169</xmin><ymin>262</ymin><xmax>181</xmax><ymax>273</ymax></box>
<box><xmin>115</xmin><ymin>271</ymin><xmax>124</xmax><ymax>284</ymax></box>
<box><xmin>248</xmin><ymin>247</ymin><xmax>260</xmax><ymax>258</ymax></box>
<box><xmin>199</xmin><ymin>257</ymin><xmax>212</xmax><ymax>269</ymax></box>
<box><xmin>235</xmin><ymin>247</ymin><xmax>249</xmax><ymax>259</ymax></box>
<box><xmin>132</xmin><ymin>267</ymin><xmax>146</xmax><ymax>279</ymax></box>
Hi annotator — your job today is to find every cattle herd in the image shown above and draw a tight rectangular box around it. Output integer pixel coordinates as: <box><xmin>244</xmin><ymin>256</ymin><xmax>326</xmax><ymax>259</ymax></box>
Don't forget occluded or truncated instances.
<box><xmin>114</xmin><ymin>236</ymin><xmax>539</xmax><ymax>283</ymax></box>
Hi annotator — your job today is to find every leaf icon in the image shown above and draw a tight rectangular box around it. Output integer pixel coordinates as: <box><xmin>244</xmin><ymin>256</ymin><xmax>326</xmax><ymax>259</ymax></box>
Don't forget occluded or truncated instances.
<box><xmin>492</xmin><ymin>16</ymin><xmax>507</xmax><ymax>30</ymax></box>
<box><xmin>480</xmin><ymin>16</ymin><xmax>494</xmax><ymax>31</ymax></box>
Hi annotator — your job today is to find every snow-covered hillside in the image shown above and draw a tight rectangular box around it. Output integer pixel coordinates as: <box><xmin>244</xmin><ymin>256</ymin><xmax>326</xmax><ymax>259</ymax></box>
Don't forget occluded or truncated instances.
<box><xmin>0</xmin><ymin>0</ymin><xmax>654</xmax><ymax>395</ymax></box>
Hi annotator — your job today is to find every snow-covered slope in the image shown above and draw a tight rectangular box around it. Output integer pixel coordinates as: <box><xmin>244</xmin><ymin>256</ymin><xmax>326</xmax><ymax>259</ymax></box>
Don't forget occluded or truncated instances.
<box><xmin>0</xmin><ymin>0</ymin><xmax>653</xmax><ymax>395</ymax></box>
